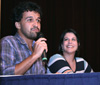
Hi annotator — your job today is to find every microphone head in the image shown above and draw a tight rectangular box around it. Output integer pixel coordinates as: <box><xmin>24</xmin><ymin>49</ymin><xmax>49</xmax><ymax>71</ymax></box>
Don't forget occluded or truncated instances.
<box><xmin>35</xmin><ymin>32</ymin><xmax>44</xmax><ymax>40</ymax></box>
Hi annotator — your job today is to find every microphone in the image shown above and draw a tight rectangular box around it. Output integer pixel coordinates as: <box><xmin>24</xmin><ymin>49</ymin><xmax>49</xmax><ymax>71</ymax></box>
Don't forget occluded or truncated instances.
<box><xmin>36</xmin><ymin>32</ymin><xmax>47</xmax><ymax>63</ymax></box>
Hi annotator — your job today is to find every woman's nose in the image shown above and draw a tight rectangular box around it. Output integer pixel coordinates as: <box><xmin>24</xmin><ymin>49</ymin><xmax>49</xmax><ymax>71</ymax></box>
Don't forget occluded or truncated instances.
<box><xmin>68</xmin><ymin>39</ymin><xmax>72</xmax><ymax>44</ymax></box>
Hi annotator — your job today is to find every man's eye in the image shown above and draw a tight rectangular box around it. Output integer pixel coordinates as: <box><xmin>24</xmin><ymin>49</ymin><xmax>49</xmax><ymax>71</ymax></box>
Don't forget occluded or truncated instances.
<box><xmin>37</xmin><ymin>19</ymin><xmax>41</xmax><ymax>23</ymax></box>
<box><xmin>27</xmin><ymin>19</ymin><xmax>33</xmax><ymax>22</ymax></box>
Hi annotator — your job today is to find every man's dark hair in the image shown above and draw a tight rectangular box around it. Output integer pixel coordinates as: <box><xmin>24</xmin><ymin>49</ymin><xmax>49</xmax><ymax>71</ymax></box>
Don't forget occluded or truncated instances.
<box><xmin>12</xmin><ymin>1</ymin><xmax>42</xmax><ymax>23</ymax></box>
<box><xmin>11</xmin><ymin>1</ymin><xmax>42</xmax><ymax>33</ymax></box>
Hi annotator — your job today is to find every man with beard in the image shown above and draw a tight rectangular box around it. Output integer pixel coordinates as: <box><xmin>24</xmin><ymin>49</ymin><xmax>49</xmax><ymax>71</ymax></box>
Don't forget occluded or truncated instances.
<box><xmin>0</xmin><ymin>1</ymin><xmax>48</xmax><ymax>75</ymax></box>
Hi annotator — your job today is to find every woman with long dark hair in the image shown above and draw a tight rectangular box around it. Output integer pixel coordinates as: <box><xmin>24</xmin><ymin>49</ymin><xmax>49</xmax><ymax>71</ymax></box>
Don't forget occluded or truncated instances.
<box><xmin>47</xmin><ymin>29</ymin><xmax>93</xmax><ymax>74</ymax></box>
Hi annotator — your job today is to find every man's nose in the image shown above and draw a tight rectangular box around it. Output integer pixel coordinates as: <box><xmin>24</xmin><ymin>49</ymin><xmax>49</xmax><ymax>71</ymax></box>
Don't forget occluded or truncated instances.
<box><xmin>33</xmin><ymin>21</ymin><xmax>38</xmax><ymax>26</ymax></box>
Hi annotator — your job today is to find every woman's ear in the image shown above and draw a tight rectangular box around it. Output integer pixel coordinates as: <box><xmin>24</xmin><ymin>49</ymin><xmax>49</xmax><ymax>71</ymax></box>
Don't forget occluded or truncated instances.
<box><xmin>15</xmin><ymin>22</ymin><xmax>21</xmax><ymax>29</ymax></box>
<box><xmin>61</xmin><ymin>44</ymin><xmax>63</xmax><ymax>51</ymax></box>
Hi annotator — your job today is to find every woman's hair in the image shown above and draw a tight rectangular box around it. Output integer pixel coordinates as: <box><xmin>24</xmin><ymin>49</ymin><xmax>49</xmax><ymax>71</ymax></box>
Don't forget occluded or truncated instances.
<box><xmin>58</xmin><ymin>28</ymin><xmax>80</xmax><ymax>57</ymax></box>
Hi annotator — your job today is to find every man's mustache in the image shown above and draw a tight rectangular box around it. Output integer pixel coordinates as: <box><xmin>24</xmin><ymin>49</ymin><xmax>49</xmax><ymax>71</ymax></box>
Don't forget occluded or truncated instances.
<box><xmin>31</xmin><ymin>26</ymin><xmax>40</xmax><ymax>31</ymax></box>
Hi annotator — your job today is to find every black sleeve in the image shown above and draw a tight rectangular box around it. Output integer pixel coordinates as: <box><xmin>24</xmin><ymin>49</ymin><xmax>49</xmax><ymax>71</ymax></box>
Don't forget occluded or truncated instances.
<box><xmin>48</xmin><ymin>60</ymin><xmax>69</xmax><ymax>73</ymax></box>
<box><xmin>85</xmin><ymin>64</ymin><xmax>92</xmax><ymax>73</ymax></box>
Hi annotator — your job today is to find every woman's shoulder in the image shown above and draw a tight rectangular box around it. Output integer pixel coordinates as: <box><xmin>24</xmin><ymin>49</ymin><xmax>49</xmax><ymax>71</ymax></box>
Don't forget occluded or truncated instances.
<box><xmin>75</xmin><ymin>57</ymin><xmax>86</xmax><ymax>62</ymax></box>
<box><xmin>75</xmin><ymin>57</ymin><xmax>89</xmax><ymax>64</ymax></box>
<box><xmin>48</xmin><ymin>54</ymin><xmax>65</xmax><ymax>65</ymax></box>
<box><xmin>49</xmin><ymin>54</ymin><xmax>64</xmax><ymax>60</ymax></box>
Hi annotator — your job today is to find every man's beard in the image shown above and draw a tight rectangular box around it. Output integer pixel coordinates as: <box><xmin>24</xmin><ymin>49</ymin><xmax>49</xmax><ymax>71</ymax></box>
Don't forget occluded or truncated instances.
<box><xmin>21</xmin><ymin>28</ymin><xmax>38</xmax><ymax>40</ymax></box>
<box><xmin>26</xmin><ymin>31</ymin><xmax>38</xmax><ymax>40</ymax></box>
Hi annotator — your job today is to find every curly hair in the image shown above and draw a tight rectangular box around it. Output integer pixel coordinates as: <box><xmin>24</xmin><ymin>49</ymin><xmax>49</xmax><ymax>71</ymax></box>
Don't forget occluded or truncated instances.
<box><xmin>12</xmin><ymin>1</ymin><xmax>42</xmax><ymax>23</ymax></box>
<box><xmin>11</xmin><ymin>1</ymin><xmax>42</xmax><ymax>33</ymax></box>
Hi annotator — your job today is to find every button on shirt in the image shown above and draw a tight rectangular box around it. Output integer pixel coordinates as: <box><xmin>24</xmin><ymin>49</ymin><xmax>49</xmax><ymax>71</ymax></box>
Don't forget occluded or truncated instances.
<box><xmin>0</xmin><ymin>33</ymin><xmax>46</xmax><ymax>75</ymax></box>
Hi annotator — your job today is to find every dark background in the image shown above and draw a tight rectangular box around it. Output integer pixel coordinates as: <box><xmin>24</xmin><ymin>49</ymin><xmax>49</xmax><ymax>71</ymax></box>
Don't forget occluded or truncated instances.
<box><xmin>1</xmin><ymin>0</ymin><xmax>100</xmax><ymax>72</ymax></box>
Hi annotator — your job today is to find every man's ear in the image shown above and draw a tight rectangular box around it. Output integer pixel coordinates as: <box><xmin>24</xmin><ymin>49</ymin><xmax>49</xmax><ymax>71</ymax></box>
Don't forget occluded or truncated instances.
<box><xmin>15</xmin><ymin>22</ymin><xmax>21</xmax><ymax>29</ymax></box>
<box><xmin>78</xmin><ymin>43</ymin><xmax>80</xmax><ymax>46</ymax></box>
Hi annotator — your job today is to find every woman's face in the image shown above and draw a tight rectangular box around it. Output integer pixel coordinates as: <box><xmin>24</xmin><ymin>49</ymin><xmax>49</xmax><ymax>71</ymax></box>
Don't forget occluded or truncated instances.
<box><xmin>61</xmin><ymin>32</ymin><xmax>79</xmax><ymax>54</ymax></box>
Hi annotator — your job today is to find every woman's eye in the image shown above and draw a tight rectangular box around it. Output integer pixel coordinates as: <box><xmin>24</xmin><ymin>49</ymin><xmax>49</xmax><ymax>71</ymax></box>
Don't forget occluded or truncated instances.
<box><xmin>64</xmin><ymin>38</ymin><xmax>68</xmax><ymax>41</ymax></box>
<box><xmin>72</xmin><ymin>38</ymin><xmax>76</xmax><ymax>41</ymax></box>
